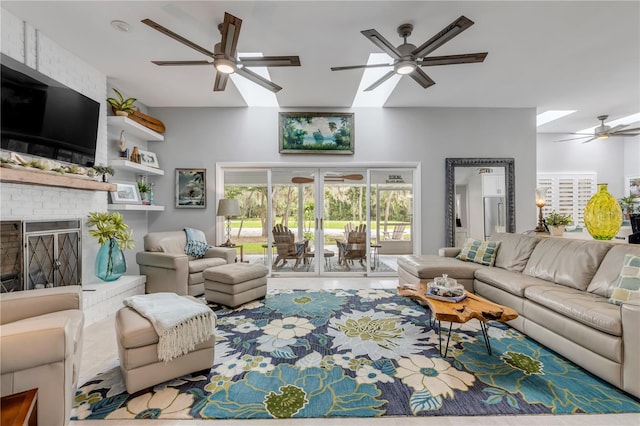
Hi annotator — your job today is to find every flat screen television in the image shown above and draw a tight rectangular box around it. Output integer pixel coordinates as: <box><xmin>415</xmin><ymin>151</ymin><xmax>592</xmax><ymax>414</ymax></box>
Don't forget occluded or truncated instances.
<box><xmin>1</xmin><ymin>54</ymin><xmax>99</xmax><ymax>167</ymax></box>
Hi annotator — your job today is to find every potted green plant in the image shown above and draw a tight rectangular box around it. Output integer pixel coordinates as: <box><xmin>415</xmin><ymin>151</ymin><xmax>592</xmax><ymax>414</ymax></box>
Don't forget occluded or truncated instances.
<box><xmin>618</xmin><ymin>195</ymin><xmax>639</xmax><ymax>220</ymax></box>
<box><xmin>106</xmin><ymin>88</ymin><xmax>137</xmax><ymax>117</ymax></box>
<box><xmin>86</xmin><ymin>212</ymin><xmax>135</xmax><ymax>281</ymax></box>
<box><xmin>91</xmin><ymin>164</ymin><xmax>115</xmax><ymax>182</ymax></box>
<box><xmin>545</xmin><ymin>211</ymin><xmax>573</xmax><ymax>236</ymax></box>
<box><xmin>137</xmin><ymin>181</ymin><xmax>151</xmax><ymax>204</ymax></box>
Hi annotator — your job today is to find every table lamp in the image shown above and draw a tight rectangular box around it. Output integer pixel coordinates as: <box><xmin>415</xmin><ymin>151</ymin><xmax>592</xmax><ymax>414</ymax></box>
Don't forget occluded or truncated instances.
<box><xmin>217</xmin><ymin>199</ymin><xmax>241</xmax><ymax>246</ymax></box>
<box><xmin>535</xmin><ymin>187</ymin><xmax>548</xmax><ymax>232</ymax></box>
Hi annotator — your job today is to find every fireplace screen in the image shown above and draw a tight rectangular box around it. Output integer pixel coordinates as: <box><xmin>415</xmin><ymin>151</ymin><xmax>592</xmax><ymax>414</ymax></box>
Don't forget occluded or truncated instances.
<box><xmin>1</xmin><ymin>220</ymin><xmax>81</xmax><ymax>292</ymax></box>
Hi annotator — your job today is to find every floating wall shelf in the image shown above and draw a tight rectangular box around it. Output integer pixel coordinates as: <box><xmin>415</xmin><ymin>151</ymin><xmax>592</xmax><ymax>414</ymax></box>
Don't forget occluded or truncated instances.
<box><xmin>109</xmin><ymin>159</ymin><xmax>164</xmax><ymax>176</ymax></box>
<box><xmin>107</xmin><ymin>116</ymin><xmax>164</xmax><ymax>141</ymax></box>
<box><xmin>108</xmin><ymin>204</ymin><xmax>164</xmax><ymax>211</ymax></box>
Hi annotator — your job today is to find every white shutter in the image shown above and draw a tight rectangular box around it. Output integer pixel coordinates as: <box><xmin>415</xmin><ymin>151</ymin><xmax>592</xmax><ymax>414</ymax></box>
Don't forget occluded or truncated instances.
<box><xmin>536</xmin><ymin>173</ymin><xmax>597</xmax><ymax>227</ymax></box>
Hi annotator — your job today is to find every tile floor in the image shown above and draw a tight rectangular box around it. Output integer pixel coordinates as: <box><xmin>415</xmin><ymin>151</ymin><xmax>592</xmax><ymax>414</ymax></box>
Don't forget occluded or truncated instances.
<box><xmin>71</xmin><ymin>277</ymin><xmax>639</xmax><ymax>426</ymax></box>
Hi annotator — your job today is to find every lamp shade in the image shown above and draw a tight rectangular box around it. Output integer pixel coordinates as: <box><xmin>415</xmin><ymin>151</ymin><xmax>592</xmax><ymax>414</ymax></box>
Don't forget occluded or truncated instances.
<box><xmin>535</xmin><ymin>187</ymin><xmax>547</xmax><ymax>208</ymax></box>
<box><xmin>217</xmin><ymin>199</ymin><xmax>241</xmax><ymax>217</ymax></box>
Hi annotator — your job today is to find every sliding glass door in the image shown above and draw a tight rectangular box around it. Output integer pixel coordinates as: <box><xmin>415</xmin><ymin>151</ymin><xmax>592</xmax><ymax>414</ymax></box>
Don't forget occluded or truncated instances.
<box><xmin>219</xmin><ymin>165</ymin><xmax>417</xmax><ymax>276</ymax></box>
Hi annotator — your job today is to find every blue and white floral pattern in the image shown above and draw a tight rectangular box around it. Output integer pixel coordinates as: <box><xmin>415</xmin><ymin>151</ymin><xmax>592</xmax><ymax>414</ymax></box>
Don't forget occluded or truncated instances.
<box><xmin>72</xmin><ymin>290</ymin><xmax>640</xmax><ymax>420</ymax></box>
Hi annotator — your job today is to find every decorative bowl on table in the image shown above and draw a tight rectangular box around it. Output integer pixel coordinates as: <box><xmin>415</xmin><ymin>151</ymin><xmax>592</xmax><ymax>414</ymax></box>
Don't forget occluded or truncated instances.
<box><xmin>427</xmin><ymin>276</ymin><xmax>464</xmax><ymax>298</ymax></box>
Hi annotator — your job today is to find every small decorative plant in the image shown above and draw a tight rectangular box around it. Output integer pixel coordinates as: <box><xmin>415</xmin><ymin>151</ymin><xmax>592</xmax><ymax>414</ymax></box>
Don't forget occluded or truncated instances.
<box><xmin>618</xmin><ymin>195</ymin><xmax>639</xmax><ymax>218</ymax></box>
<box><xmin>106</xmin><ymin>88</ymin><xmax>137</xmax><ymax>116</ymax></box>
<box><xmin>86</xmin><ymin>212</ymin><xmax>135</xmax><ymax>249</ymax></box>
<box><xmin>545</xmin><ymin>211</ymin><xmax>573</xmax><ymax>226</ymax></box>
<box><xmin>91</xmin><ymin>164</ymin><xmax>115</xmax><ymax>182</ymax></box>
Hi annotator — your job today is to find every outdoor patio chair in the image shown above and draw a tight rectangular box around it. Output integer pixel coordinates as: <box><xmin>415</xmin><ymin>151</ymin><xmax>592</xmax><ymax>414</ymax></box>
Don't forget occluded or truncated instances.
<box><xmin>336</xmin><ymin>224</ymin><xmax>367</xmax><ymax>269</ymax></box>
<box><xmin>384</xmin><ymin>224</ymin><xmax>406</xmax><ymax>240</ymax></box>
<box><xmin>272</xmin><ymin>224</ymin><xmax>308</xmax><ymax>269</ymax></box>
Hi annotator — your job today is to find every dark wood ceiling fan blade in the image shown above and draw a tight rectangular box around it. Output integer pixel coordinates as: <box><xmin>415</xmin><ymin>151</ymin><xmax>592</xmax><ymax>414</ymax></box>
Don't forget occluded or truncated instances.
<box><xmin>364</xmin><ymin>70</ymin><xmax>396</xmax><ymax>91</ymax></box>
<box><xmin>238</xmin><ymin>56</ymin><xmax>301</xmax><ymax>67</ymax></box>
<box><xmin>236</xmin><ymin>67</ymin><xmax>282</xmax><ymax>92</ymax></box>
<box><xmin>418</xmin><ymin>52</ymin><xmax>488</xmax><ymax>66</ymax></box>
<box><xmin>409</xmin><ymin>68</ymin><xmax>436</xmax><ymax>89</ymax></box>
<box><xmin>151</xmin><ymin>60</ymin><xmax>212</xmax><ymax>66</ymax></box>
<box><xmin>411</xmin><ymin>15</ymin><xmax>474</xmax><ymax>58</ymax></box>
<box><xmin>361</xmin><ymin>29</ymin><xmax>402</xmax><ymax>59</ymax></box>
<box><xmin>331</xmin><ymin>63</ymin><xmax>393</xmax><ymax>71</ymax></box>
<box><xmin>581</xmin><ymin>137</ymin><xmax>598</xmax><ymax>144</ymax></box>
<box><xmin>219</xmin><ymin>12</ymin><xmax>242</xmax><ymax>58</ymax></box>
<box><xmin>613</xmin><ymin>127</ymin><xmax>640</xmax><ymax>135</ymax></box>
<box><xmin>214</xmin><ymin>72</ymin><xmax>229</xmax><ymax>91</ymax></box>
<box><xmin>142</xmin><ymin>19</ymin><xmax>215</xmax><ymax>58</ymax></box>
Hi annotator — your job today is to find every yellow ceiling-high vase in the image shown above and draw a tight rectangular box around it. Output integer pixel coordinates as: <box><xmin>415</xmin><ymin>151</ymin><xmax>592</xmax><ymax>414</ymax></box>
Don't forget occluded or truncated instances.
<box><xmin>584</xmin><ymin>183</ymin><xmax>623</xmax><ymax>240</ymax></box>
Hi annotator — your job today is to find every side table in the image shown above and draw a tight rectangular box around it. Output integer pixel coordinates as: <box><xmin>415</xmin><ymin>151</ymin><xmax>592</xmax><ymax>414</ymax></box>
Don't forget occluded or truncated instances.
<box><xmin>1</xmin><ymin>388</ymin><xmax>38</xmax><ymax>426</ymax></box>
<box><xmin>218</xmin><ymin>244</ymin><xmax>244</xmax><ymax>263</ymax></box>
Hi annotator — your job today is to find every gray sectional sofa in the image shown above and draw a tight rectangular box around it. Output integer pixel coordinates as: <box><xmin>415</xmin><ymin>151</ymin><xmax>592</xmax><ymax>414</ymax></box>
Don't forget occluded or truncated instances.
<box><xmin>397</xmin><ymin>233</ymin><xmax>640</xmax><ymax>398</ymax></box>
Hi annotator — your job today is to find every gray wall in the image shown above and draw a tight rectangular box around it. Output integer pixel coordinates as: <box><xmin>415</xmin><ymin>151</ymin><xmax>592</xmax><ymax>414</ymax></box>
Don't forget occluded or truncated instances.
<box><xmin>146</xmin><ymin>106</ymin><xmax>537</xmax><ymax>254</ymax></box>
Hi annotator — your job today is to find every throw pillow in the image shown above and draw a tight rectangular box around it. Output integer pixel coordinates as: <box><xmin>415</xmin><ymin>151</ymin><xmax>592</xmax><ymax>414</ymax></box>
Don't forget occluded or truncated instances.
<box><xmin>456</xmin><ymin>238</ymin><xmax>501</xmax><ymax>266</ymax></box>
<box><xmin>608</xmin><ymin>254</ymin><xmax>640</xmax><ymax>305</ymax></box>
<box><xmin>184</xmin><ymin>227</ymin><xmax>209</xmax><ymax>258</ymax></box>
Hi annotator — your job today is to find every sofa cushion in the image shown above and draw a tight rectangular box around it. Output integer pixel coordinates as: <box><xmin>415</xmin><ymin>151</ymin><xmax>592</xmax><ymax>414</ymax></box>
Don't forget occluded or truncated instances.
<box><xmin>490</xmin><ymin>233</ymin><xmax>541</xmax><ymax>272</ymax></box>
<box><xmin>587</xmin><ymin>245</ymin><xmax>640</xmax><ymax>297</ymax></box>
<box><xmin>609</xmin><ymin>254</ymin><xmax>640</xmax><ymax>305</ymax></box>
<box><xmin>397</xmin><ymin>255</ymin><xmax>486</xmax><ymax>280</ymax></box>
<box><xmin>524</xmin><ymin>285</ymin><xmax>621</xmax><ymax>336</ymax></box>
<box><xmin>144</xmin><ymin>231</ymin><xmax>188</xmax><ymax>254</ymax></box>
<box><xmin>475</xmin><ymin>267</ymin><xmax>550</xmax><ymax>297</ymax></box>
<box><xmin>188</xmin><ymin>257</ymin><xmax>227</xmax><ymax>274</ymax></box>
<box><xmin>523</xmin><ymin>238</ymin><xmax>612</xmax><ymax>291</ymax></box>
<box><xmin>455</xmin><ymin>238</ymin><xmax>501</xmax><ymax>266</ymax></box>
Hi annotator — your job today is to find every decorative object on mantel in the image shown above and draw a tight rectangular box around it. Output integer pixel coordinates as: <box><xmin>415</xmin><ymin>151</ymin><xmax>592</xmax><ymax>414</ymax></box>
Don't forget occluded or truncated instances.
<box><xmin>86</xmin><ymin>211</ymin><xmax>134</xmax><ymax>282</ymax></box>
<box><xmin>584</xmin><ymin>183</ymin><xmax>623</xmax><ymax>240</ymax></box>
<box><xmin>534</xmin><ymin>187</ymin><xmax>548</xmax><ymax>232</ymax></box>
<box><xmin>545</xmin><ymin>211</ymin><xmax>573</xmax><ymax>236</ymax></box>
<box><xmin>1</xmin><ymin>151</ymin><xmax>94</xmax><ymax>179</ymax></box>
<box><xmin>130</xmin><ymin>146</ymin><xmax>141</xmax><ymax>164</ymax></box>
<box><xmin>91</xmin><ymin>164</ymin><xmax>114</xmax><ymax>182</ymax></box>
<box><xmin>106</xmin><ymin>88</ymin><xmax>137</xmax><ymax>117</ymax></box>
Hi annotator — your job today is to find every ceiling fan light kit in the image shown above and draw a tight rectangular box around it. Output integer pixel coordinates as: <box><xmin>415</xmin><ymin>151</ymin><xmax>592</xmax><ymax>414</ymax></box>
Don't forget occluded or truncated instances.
<box><xmin>331</xmin><ymin>15</ymin><xmax>488</xmax><ymax>91</ymax></box>
<box><xmin>214</xmin><ymin>58</ymin><xmax>236</xmax><ymax>74</ymax></box>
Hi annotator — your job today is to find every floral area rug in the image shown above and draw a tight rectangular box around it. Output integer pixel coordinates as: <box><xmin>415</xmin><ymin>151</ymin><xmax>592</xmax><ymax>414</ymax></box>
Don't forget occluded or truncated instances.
<box><xmin>72</xmin><ymin>289</ymin><xmax>640</xmax><ymax>420</ymax></box>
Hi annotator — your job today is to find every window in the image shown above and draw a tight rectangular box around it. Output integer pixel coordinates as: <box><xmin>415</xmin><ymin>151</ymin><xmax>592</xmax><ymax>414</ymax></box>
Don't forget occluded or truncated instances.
<box><xmin>537</xmin><ymin>173</ymin><xmax>597</xmax><ymax>227</ymax></box>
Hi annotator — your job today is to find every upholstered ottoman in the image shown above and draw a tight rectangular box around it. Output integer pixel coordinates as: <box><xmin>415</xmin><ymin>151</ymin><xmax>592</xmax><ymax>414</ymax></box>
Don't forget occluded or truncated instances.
<box><xmin>204</xmin><ymin>263</ymin><xmax>268</xmax><ymax>307</ymax></box>
<box><xmin>115</xmin><ymin>295</ymin><xmax>215</xmax><ymax>394</ymax></box>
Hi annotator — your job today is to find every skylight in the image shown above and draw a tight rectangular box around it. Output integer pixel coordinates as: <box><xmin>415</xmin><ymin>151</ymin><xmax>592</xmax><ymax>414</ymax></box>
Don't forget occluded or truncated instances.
<box><xmin>576</xmin><ymin>112</ymin><xmax>640</xmax><ymax>134</ymax></box>
<box><xmin>352</xmin><ymin>53</ymin><xmax>401</xmax><ymax>107</ymax></box>
<box><xmin>230</xmin><ymin>53</ymin><xmax>279</xmax><ymax>107</ymax></box>
<box><xmin>536</xmin><ymin>110</ymin><xmax>576</xmax><ymax>127</ymax></box>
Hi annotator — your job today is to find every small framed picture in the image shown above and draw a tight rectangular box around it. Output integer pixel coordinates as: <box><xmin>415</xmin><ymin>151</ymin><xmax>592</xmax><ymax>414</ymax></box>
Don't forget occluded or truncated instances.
<box><xmin>627</xmin><ymin>176</ymin><xmax>640</xmax><ymax>197</ymax></box>
<box><xmin>110</xmin><ymin>182</ymin><xmax>141</xmax><ymax>204</ymax></box>
<box><xmin>139</xmin><ymin>149</ymin><xmax>160</xmax><ymax>168</ymax></box>
<box><xmin>176</xmin><ymin>168</ymin><xmax>206</xmax><ymax>208</ymax></box>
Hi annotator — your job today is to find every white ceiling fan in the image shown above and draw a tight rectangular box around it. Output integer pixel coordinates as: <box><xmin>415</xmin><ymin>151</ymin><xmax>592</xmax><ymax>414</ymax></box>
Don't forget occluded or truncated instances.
<box><xmin>556</xmin><ymin>115</ymin><xmax>640</xmax><ymax>143</ymax></box>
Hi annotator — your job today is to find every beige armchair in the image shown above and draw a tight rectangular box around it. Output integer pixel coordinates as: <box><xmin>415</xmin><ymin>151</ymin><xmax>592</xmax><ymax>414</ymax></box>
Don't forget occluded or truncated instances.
<box><xmin>0</xmin><ymin>286</ymin><xmax>84</xmax><ymax>426</ymax></box>
<box><xmin>136</xmin><ymin>231</ymin><xmax>236</xmax><ymax>296</ymax></box>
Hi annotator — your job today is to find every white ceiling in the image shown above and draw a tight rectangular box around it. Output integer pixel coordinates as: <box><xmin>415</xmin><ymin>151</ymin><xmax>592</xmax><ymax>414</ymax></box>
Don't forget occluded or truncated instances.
<box><xmin>3</xmin><ymin>1</ymin><xmax>639</xmax><ymax>134</ymax></box>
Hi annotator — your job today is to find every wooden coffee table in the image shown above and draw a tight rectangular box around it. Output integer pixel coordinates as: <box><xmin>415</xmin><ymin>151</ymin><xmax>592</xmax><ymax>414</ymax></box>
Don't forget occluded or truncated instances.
<box><xmin>398</xmin><ymin>282</ymin><xmax>518</xmax><ymax>357</ymax></box>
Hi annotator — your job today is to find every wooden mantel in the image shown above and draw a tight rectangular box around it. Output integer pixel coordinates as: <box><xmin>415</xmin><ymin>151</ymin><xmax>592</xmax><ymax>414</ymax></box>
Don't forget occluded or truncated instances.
<box><xmin>0</xmin><ymin>167</ymin><xmax>116</xmax><ymax>191</ymax></box>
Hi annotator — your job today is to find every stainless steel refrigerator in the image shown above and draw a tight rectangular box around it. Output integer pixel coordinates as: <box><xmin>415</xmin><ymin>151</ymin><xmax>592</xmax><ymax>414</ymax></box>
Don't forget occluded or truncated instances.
<box><xmin>484</xmin><ymin>196</ymin><xmax>506</xmax><ymax>239</ymax></box>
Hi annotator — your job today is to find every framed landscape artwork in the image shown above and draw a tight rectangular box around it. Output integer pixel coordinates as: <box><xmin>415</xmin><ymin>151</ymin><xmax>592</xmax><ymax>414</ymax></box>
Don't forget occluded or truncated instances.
<box><xmin>176</xmin><ymin>168</ymin><xmax>206</xmax><ymax>208</ymax></box>
<box><xmin>110</xmin><ymin>182</ymin><xmax>141</xmax><ymax>204</ymax></box>
<box><xmin>279</xmin><ymin>112</ymin><xmax>354</xmax><ymax>154</ymax></box>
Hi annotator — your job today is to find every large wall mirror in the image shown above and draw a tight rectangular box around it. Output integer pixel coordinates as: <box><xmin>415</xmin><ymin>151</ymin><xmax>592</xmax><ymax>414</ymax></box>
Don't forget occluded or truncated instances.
<box><xmin>445</xmin><ymin>158</ymin><xmax>515</xmax><ymax>247</ymax></box>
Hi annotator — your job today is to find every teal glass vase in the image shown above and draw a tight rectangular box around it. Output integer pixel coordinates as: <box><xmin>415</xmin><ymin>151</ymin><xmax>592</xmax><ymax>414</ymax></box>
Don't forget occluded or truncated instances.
<box><xmin>95</xmin><ymin>239</ymin><xmax>126</xmax><ymax>281</ymax></box>
<box><xmin>584</xmin><ymin>183</ymin><xmax>623</xmax><ymax>240</ymax></box>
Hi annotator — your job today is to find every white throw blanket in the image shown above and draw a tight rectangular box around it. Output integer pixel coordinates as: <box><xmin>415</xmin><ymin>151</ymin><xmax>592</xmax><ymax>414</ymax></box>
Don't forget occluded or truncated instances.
<box><xmin>123</xmin><ymin>293</ymin><xmax>216</xmax><ymax>362</ymax></box>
